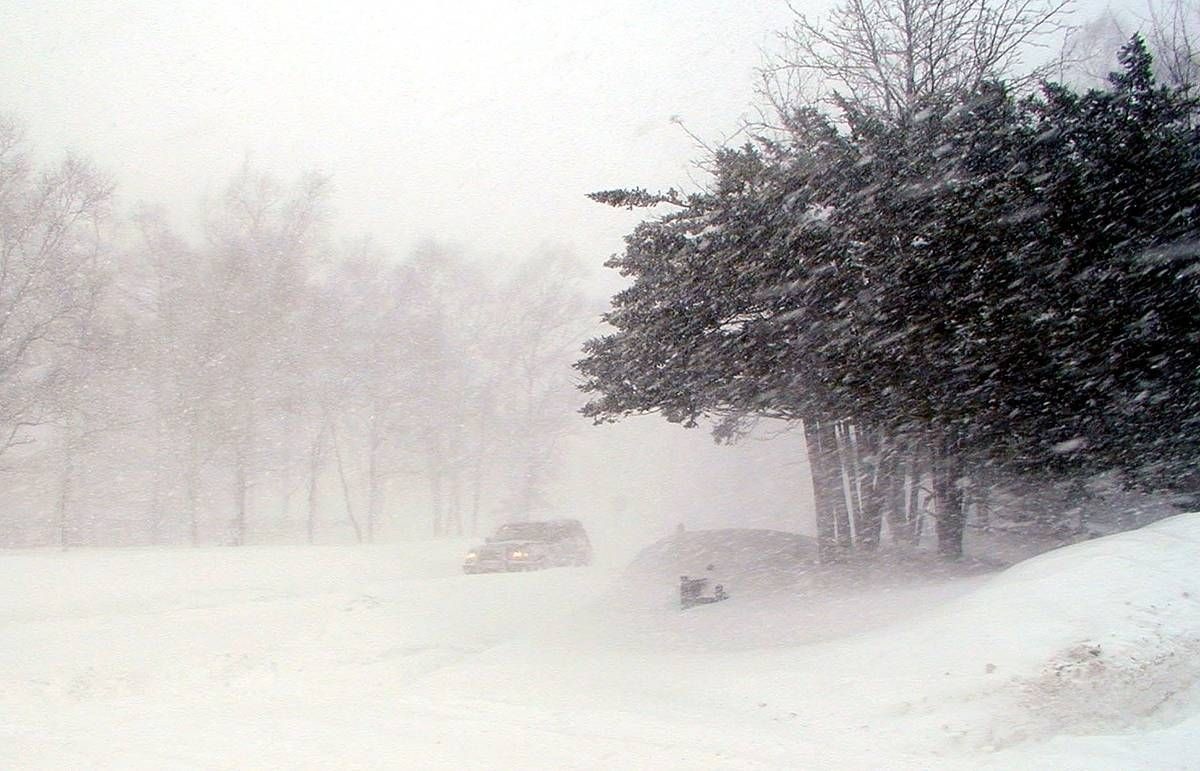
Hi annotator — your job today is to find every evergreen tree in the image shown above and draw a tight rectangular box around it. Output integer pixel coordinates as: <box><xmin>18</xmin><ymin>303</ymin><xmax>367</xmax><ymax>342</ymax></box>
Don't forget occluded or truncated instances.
<box><xmin>579</xmin><ymin>37</ymin><xmax>1200</xmax><ymax>558</ymax></box>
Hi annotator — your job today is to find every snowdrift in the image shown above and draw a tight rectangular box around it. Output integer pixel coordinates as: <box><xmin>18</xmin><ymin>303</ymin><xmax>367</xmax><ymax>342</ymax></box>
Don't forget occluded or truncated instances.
<box><xmin>424</xmin><ymin>515</ymin><xmax>1200</xmax><ymax>766</ymax></box>
<box><xmin>612</xmin><ymin>527</ymin><xmax>997</xmax><ymax>650</ymax></box>
<box><xmin>615</xmin><ymin>514</ymin><xmax>1200</xmax><ymax>763</ymax></box>
<box><xmin>1</xmin><ymin>514</ymin><xmax>1197</xmax><ymax>768</ymax></box>
<box><xmin>894</xmin><ymin>511</ymin><xmax>1200</xmax><ymax>756</ymax></box>
<box><xmin>624</xmin><ymin>527</ymin><xmax>818</xmax><ymax>586</ymax></box>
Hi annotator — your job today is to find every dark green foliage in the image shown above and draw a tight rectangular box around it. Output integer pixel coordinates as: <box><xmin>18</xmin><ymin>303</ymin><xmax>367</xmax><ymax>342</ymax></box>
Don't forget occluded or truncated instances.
<box><xmin>1023</xmin><ymin>37</ymin><xmax>1200</xmax><ymax>486</ymax></box>
<box><xmin>578</xmin><ymin>36</ymin><xmax>1200</xmax><ymax>544</ymax></box>
<box><xmin>586</xmin><ymin>188</ymin><xmax>686</xmax><ymax>209</ymax></box>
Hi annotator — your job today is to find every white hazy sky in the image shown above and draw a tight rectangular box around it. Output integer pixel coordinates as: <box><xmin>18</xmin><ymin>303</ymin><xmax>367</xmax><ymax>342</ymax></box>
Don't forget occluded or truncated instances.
<box><xmin>3</xmin><ymin>0</ymin><xmax>1123</xmax><ymax>267</ymax></box>
<box><xmin>2</xmin><ymin>0</ymin><xmax>801</xmax><ymax>265</ymax></box>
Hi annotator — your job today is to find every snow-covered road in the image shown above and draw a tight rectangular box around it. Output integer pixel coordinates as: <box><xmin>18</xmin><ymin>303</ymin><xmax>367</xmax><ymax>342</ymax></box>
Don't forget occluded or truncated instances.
<box><xmin>3</xmin><ymin>518</ymin><xmax>1199</xmax><ymax>769</ymax></box>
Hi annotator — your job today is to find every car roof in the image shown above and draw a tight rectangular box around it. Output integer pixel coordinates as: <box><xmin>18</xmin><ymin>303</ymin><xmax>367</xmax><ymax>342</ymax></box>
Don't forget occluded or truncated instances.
<box><xmin>497</xmin><ymin>518</ymin><xmax>583</xmax><ymax>526</ymax></box>
<box><xmin>492</xmin><ymin>520</ymin><xmax>586</xmax><ymax>536</ymax></box>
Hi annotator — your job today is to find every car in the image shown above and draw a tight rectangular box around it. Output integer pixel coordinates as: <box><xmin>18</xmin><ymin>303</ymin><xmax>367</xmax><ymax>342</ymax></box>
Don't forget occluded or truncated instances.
<box><xmin>463</xmin><ymin>519</ymin><xmax>592</xmax><ymax>573</ymax></box>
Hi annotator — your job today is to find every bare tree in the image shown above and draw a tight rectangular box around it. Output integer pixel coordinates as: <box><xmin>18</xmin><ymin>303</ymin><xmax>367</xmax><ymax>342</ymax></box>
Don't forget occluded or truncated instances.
<box><xmin>1146</xmin><ymin>0</ymin><xmax>1200</xmax><ymax>90</ymax></box>
<box><xmin>1059</xmin><ymin>1</ymin><xmax>1200</xmax><ymax>90</ymax></box>
<box><xmin>202</xmin><ymin>166</ymin><xmax>330</xmax><ymax>545</ymax></box>
<box><xmin>0</xmin><ymin>117</ymin><xmax>609</xmax><ymax>548</ymax></box>
<box><xmin>399</xmin><ymin>244</ymin><xmax>495</xmax><ymax>537</ymax></box>
<box><xmin>493</xmin><ymin>251</ymin><xmax>595</xmax><ymax>522</ymax></box>
<box><xmin>0</xmin><ymin>116</ymin><xmax>112</xmax><ymax>464</ymax></box>
<box><xmin>1055</xmin><ymin>8</ymin><xmax>1130</xmax><ymax>86</ymax></box>
<box><xmin>763</xmin><ymin>0</ymin><xmax>1074</xmax><ymax>119</ymax></box>
<box><xmin>314</xmin><ymin>246</ymin><xmax>417</xmax><ymax>542</ymax></box>
<box><xmin>124</xmin><ymin>207</ymin><xmax>206</xmax><ymax>543</ymax></box>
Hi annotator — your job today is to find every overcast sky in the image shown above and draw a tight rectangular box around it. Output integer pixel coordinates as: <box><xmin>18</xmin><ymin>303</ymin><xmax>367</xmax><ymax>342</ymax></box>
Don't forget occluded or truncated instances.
<box><xmin>2</xmin><ymin>1</ymin><xmax>802</xmax><ymax>266</ymax></box>
<box><xmin>3</xmin><ymin>0</ymin><xmax>1128</xmax><ymax>270</ymax></box>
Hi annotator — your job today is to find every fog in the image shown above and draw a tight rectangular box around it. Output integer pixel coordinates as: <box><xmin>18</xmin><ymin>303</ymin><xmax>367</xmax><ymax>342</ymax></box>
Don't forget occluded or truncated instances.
<box><xmin>0</xmin><ymin>1</ymin><xmax>829</xmax><ymax>549</ymax></box>
<box><xmin>0</xmin><ymin>0</ymin><xmax>1139</xmax><ymax>552</ymax></box>
<box><xmin>3</xmin><ymin>1</ymin><xmax>793</xmax><ymax>264</ymax></box>
<box><xmin>4</xmin><ymin>0</ymin><xmax>1200</xmax><ymax>767</ymax></box>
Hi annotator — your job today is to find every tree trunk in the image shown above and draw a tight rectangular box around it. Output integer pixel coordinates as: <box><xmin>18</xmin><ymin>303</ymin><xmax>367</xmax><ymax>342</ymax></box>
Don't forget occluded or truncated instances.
<box><xmin>974</xmin><ymin>465</ymin><xmax>992</xmax><ymax>532</ymax></box>
<box><xmin>429</xmin><ymin>470</ymin><xmax>444</xmax><ymax>537</ymax></box>
<box><xmin>306</xmin><ymin>430</ymin><xmax>322</xmax><ymax>545</ymax></box>
<box><xmin>804</xmin><ymin>419</ymin><xmax>838</xmax><ymax>562</ymax></box>
<box><xmin>829</xmin><ymin>422</ymin><xmax>852</xmax><ymax>550</ymax></box>
<box><xmin>185</xmin><ymin>427</ymin><xmax>201</xmax><ymax>547</ymax></box>
<box><xmin>883</xmin><ymin>439</ymin><xmax>907</xmax><ymax>544</ymax></box>
<box><xmin>470</xmin><ymin>398</ymin><xmax>490</xmax><ymax>537</ymax></box>
<box><xmin>277</xmin><ymin>417</ymin><xmax>294</xmax><ymax>527</ymax></box>
<box><xmin>57</xmin><ymin>439</ymin><xmax>75</xmax><ymax>550</ymax></box>
<box><xmin>1066</xmin><ymin>476</ymin><xmax>1090</xmax><ymax>536</ymax></box>
<box><xmin>855</xmin><ymin>427</ymin><xmax>887</xmax><ymax>550</ymax></box>
<box><xmin>230</xmin><ymin>400</ymin><xmax>257</xmax><ymax>547</ymax></box>
<box><xmin>844</xmin><ymin>424</ymin><xmax>867</xmax><ymax>541</ymax></box>
<box><xmin>231</xmin><ymin>444</ymin><xmax>248</xmax><ymax>546</ymax></box>
<box><xmin>470</xmin><ymin>454</ymin><xmax>484</xmax><ymax>537</ymax></box>
<box><xmin>329</xmin><ymin>420</ymin><xmax>362</xmax><ymax>543</ymax></box>
<box><xmin>366</xmin><ymin>416</ymin><xmax>381</xmax><ymax>544</ymax></box>
<box><xmin>448</xmin><ymin>469</ymin><xmax>463</xmax><ymax>536</ymax></box>
<box><xmin>147</xmin><ymin>459</ymin><xmax>164</xmax><ymax>546</ymax></box>
<box><xmin>427</xmin><ymin>432</ymin><xmax>444</xmax><ymax>537</ymax></box>
<box><xmin>809</xmin><ymin>419</ymin><xmax>851</xmax><ymax>561</ymax></box>
<box><xmin>905</xmin><ymin>452</ymin><xmax>923</xmax><ymax>545</ymax></box>
<box><xmin>932</xmin><ymin>434</ymin><xmax>966</xmax><ymax>559</ymax></box>
<box><xmin>147</xmin><ymin>397</ymin><xmax>168</xmax><ymax>545</ymax></box>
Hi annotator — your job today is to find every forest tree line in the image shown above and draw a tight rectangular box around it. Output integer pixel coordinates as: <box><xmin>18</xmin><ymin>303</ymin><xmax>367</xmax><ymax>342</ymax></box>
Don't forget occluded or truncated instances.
<box><xmin>0</xmin><ymin>127</ymin><xmax>594</xmax><ymax>547</ymax></box>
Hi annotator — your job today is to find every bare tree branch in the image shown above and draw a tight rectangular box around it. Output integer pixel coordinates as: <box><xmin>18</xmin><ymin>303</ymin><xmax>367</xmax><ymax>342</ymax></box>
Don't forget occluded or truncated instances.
<box><xmin>762</xmin><ymin>0</ymin><xmax>1075</xmax><ymax>119</ymax></box>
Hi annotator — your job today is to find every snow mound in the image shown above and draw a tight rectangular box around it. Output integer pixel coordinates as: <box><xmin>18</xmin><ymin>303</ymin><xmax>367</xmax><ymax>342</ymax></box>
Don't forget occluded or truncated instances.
<box><xmin>807</xmin><ymin>511</ymin><xmax>1200</xmax><ymax>758</ymax></box>
<box><xmin>621</xmin><ymin>526</ymin><xmax>995</xmax><ymax>614</ymax></box>
<box><xmin>965</xmin><ymin>512</ymin><xmax>1200</xmax><ymax>747</ymax></box>
<box><xmin>609</xmin><ymin>515</ymin><xmax>1200</xmax><ymax>761</ymax></box>
<box><xmin>624</xmin><ymin>528</ymin><xmax>819</xmax><ymax>592</ymax></box>
<box><xmin>606</xmin><ymin>528</ymin><xmax>989</xmax><ymax>652</ymax></box>
<box><xmin>4</xmin><ymin>515</ymin><xmax>1197</xmax><ymax>768</ymax></box>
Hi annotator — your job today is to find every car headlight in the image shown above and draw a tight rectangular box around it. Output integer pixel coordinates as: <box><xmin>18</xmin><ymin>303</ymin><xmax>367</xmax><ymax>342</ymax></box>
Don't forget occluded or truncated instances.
<box><xmin>464</xmin><ymin>552</ymin><xmax>477</xmax><ymax>562</ymax></box>
<box><xmin>509</xmin><ymin>549</ymin><xmax>527</xmax><ymax>559</ymax></box>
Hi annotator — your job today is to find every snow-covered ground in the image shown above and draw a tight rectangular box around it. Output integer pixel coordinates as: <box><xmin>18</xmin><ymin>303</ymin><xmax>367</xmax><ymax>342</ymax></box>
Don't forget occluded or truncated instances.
<box><xmin>2</xmin><ymin>515</ymin><xmax>1198</xmax><ymax>769</ymax></box>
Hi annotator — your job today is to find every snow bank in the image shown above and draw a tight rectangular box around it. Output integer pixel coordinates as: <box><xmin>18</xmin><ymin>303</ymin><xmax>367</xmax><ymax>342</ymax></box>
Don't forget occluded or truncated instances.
<box><xmin>687</xmin><ymin>512</ymin><xmax>1200</xmax><ymax>763</ymax></box>
<box><xmin>420</xmin><ymin>515</ymin><xmax>1200</xmax><ymax>766</ymax></box>
<box><xmin>611</xmin><ymin>527</ymin><xmax>995</xmax><ymax>650</ymax></box>
<box><xmin>2</xmin><ymin>514</ymin><xmax>1197</xmax><ymax>768</ymax></box>
<box><xmin>625</xmin><ymin>528</ymin><xmax>818</xmax><ymax>588</ymax></box>
<box><xmin>951</xmin><ymin>513</ymin><xmax>1200</xmax><ymax>756</ymax></box>
<box><xmin>887</xmin><ymin>513</ymin><xmax>1200</xmax><ymax>748</ymax></box>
